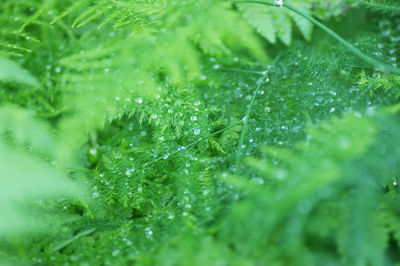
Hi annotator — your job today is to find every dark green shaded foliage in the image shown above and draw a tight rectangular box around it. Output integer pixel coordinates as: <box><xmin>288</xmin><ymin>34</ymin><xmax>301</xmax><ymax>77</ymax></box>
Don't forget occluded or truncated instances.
<box><xmin>1</xmin><ymin>0</ymin><xmax>400</xmax><ymax>265</ymax></box>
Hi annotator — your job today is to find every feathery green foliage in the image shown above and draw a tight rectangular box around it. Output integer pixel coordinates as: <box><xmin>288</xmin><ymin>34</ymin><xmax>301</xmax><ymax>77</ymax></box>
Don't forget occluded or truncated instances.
<box><xmin>362</xmin><ymin>0</ymin><xmax>400</xmax><ymax>16</ymax></box>
<box><xmin>1</xmin><ymin>0</ymin><xmax>400</xmax><ymax>265</ymax></box>
<box><xmin>237</xmin><ymin>0</ymin><xmax>355</xmax><ymax>45</ymax></box>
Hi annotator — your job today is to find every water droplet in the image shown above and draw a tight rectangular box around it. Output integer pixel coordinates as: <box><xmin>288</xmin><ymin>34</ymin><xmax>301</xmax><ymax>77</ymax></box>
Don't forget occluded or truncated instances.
<box><xmin>125</xmin><ymin>169</ymin><xmax>132</xmax><ymax>176</ymax></box>
<box><xmin>158</xmin><ymin>136</ymin><xmax>164</xmax><ymax>141</ymax></box>
<box><xmin>163</xmin><ymin>153</ymin><xmax>169</xmax><ymax>159</ymax></box>
<box><xmin>92</xmin><ymin>192</ymin><xmax>99</xmax><ymax>198</ymax></box>
<box><xmin>136</xmin><ymin>97</ymin><xmax>143</xmax><ymax>104</ymax></box>
<box><xmin>145</xmin><ymin>227</ymin><xmax>153</xmax><ymax>236</ymax></box>
<box><xmin>193</xmin><ymin>100</ymin><xmax>201</xmax><ymax>106</ymax></box>
<box><xmin>141</xmin><ymin>131</ymin><xmax>147</xmax><ymax>136</ymax></box>
<box><xmin>123</xmin><ymin>238</ymin><xmax>132</xmax><ymax>246</ymax></box>
<box><xmin>167</xmin><ymin>211</ymin><xmax>175</xmax><ymax>219</ymax></box>
<box><xmin>265</xmin><ymin>106</ymin><xmax>271</xmax><ymax>113</ymax></box>
<box><xmin>55</xmin><ymin>66</ymin><xmax>61</xmax><ymax>73</ymax></box>
<box><xmin>194</xmin><ymin>128</ymin><xmax>201</xmax><ymax>135</ymax></box>
<box><xmin>89</xmin><ymin>148</ymin><xmax>97</xmax><ymax>156</ymax></box>
<box><xmin>104</xmin><ymin>68</ymin><xmax>110</xmax><ymax>73</ymax></box>
<box><xmin>137</xmin><ymin>187</ymin><xmax>143</xmax><ymax>193</ymax></box>
<box><xmin>258</xmin><ymin>90</ymin><xmax>264</xmax><ymax>95</ymax></box>
<box><xmin>251</xmin><ymin>177</ymin><xmax>264</xmax><ymax>185</ymax></box>
<box><xmin>151</xmin><ymin>114</ymin><xmax>158</xmax><ymax>119</ymax></box>
<box><xmin>190</xmin><ymin>115</ymin><xmax>197</xmax><ymax>121</ymax></box>
<box><xmin>249</xmin><ymin>138</ymin><xmax>254</xmax><ymax>143</ymax></box>
<box><xmin>125</xmin><ymin>168</ymin><xmax>135</xmax><ymax>176</ymax></box>
<box><xmin>112</xmin><ymin>249</ymin><xmax>120</xmax><ymax>257</ymax></box>
<box><xmin>366</xmin><ymin>106</ymin><xmax>376</xmax><ymax>116</ymax></box>
<box><xmin>330</xmin><ymin>107</ymin><xmax>336</xmax><ymax>113</ymax></box>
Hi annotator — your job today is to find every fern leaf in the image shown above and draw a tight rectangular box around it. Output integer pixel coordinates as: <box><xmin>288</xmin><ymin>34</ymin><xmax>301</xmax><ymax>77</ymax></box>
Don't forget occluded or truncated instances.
<box><xmin>0</xmin><ymin>57</ymin><xmax>39</xmax><ymax>87</ymax></box>
<box><xmin>0</xmin><ymin>106</ymin><xmax>81</xmax><ymax>235</ymax></box>
<box><xmin>237</xmin><ymin>1</ymin><xmax>316</xmax><ymax>45</ymax></box>
<box><xmin>237</xmin><ymin>0</ymin><xmax>356</xmax><ymax>45</ymax></box>
<box><xmin>362</xmin><ymin>0</ymin><xmax>400</xmax><ymax>16</ymax></box>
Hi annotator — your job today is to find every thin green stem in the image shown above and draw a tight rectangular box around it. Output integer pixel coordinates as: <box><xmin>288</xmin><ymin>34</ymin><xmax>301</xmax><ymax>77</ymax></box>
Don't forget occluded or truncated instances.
<box><xmin>219</xmin><ymin>67</ymin><xmax>266</xmax><ymax>75</ymax></box>
<box><xmin>234</xmin><ymin>72</ymin><xmax>268</xmax><ymax>170</ymax></box>
<box><xmin>52</xmin><ymin>228</ymin><xmax>97</xmax><ymax>252</ymax></box>
<box><xmin>143</xmin><ymin>119</ymin><xmax>245</xmax><ymax>167</ymax></box>
<box><xmin>234</xmin><ymin>0</ymin><xmax>400</xmax><ymax>75</ymax></box>
<box><xmin>234</xmin><ymin>54</ymin><xmax>281</xmax><ymax>171</ymax></box>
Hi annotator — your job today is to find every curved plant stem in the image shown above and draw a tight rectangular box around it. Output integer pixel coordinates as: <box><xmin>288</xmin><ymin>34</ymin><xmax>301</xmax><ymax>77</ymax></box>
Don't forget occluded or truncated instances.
<box><xmin>219</xmin><ymin>67</ymin><xmax>266</xmax><ymax>75</ymax></box>
<box><xmin>234</xmin><ymin>53</ymin><xmax>281</xmax><ymax>171</ymax></box>
<box><xmin>234</xmin><ymin>0</ymin><xmax>400</xmax><ymax>75</ymax></box>
<box><xmin>234</xmin><ymin>72</ymin><xmax>268</xmax><ymax>170</ymax></box>
<box><xmin>143</xmin><ymin>119</ymin><xmax>245</xmax><ymax>167</ymax></box>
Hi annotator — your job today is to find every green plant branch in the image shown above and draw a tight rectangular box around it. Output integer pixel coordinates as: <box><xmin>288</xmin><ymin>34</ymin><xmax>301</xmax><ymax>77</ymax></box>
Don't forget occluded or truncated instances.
<box><xmin>234</xmin><ymin>53</ymin><xmax>281</xmax><ymax>171</ymax></box>
<box><xmin>234</xmin><ymin>0</ymin><xmax>400</xmax><ymax>75</ymax></box>
<box><xmin>219</xmin><ymin>67</ymin><xmax>267</xmax><ymax>75</ymax></box>
<box><xmin>234</xmin><ymin>72</ymin><xmax>268</xmax><ymax>171</ymax></box>
<box><xmin>52</xmin><ymin>228</ymin><xmax>97</xmax><ymax>252</ymax></box>
<box><xmin>143</xmin><ymin>119</ymin><xmax>245</xmax><ymax>167</ymax></box>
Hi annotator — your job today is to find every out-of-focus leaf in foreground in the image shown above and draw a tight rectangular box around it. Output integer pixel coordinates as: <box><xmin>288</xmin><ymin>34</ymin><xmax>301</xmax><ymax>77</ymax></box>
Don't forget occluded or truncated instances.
<box><xmin>0</xmin><ymin>106</ymin><xmax>80</xmax><ymax>235</ymax></box>
<box><xmin>0</xmin><ymin>57</ymin><xmax>39</xmax><ymax>87</ymax></box>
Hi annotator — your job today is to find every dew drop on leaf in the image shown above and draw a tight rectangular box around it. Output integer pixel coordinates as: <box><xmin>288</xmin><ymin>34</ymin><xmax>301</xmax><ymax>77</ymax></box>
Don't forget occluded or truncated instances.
<box><xmin>145</xmin><ymin>227</ymin><xmax>153</xmax><ymax>236</ymax></box>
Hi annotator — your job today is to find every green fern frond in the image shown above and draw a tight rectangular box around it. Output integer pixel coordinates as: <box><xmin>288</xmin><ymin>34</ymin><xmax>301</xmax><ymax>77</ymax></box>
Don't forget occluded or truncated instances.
<box><xmin>2</xmin><ymin>0</ymin><xmax>400</xmax><ymax>264</ymax></box>
<box><xmin>0</xmin><ymin>57</ymin><xmax>39</xmax><ymax>87</ymax></box>
<box><xmin>49</xmin><ymin>0</ymin><xmax>269</xmax><ymax>165</ymax></box>
<box><xmin>362</xmin><ymin>0</ymin><xmax>400</xmax><ymax>16</ymax></box>
<box><xmin>237</xmin><ymin>1</ymin><xmax>312</xmax><ymax>45</ymax></box>
<box><xmin>221</xmin><ymin>111</ymin><xmax>400</xmax><ymax>265</ymax></box>
<box><xmin>237</xmin><ymin>0</ymin><xmax>353</xmax><ymax>45</ymax></box>
<box><xmin>0</xmin><ymin>106</ymin><xmax>82</xmax><ymax>235</ymax></box>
